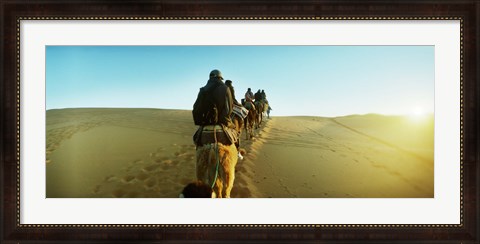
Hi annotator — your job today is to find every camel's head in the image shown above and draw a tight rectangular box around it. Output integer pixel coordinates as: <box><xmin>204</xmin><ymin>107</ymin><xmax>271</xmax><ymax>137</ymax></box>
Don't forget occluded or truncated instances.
<box><xmin>179</xmin><ymin>181</ymin><xmax>215</xmax><ymax>198</ymax></box>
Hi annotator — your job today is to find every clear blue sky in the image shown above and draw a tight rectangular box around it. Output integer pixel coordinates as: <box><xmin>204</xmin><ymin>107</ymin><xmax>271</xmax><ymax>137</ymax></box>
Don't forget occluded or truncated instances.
<box><xmin>46</xmin><ymin>46</ymin><xmax>434</xmax><ymax>117</ymax></box>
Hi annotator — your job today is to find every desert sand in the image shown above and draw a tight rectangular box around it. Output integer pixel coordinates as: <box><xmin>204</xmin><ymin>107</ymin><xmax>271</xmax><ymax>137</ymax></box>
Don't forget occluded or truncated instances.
<box><xmin>46</xmin><ymin>108</ymin><xmax>433</xmax><ymax>198</ymax></box>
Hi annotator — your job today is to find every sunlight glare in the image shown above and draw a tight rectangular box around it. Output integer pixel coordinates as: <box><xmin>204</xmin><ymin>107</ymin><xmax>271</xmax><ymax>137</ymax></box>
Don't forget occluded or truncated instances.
<box><xmin>409</xmin><ymin>106</ymin><xmax>427</xmax><ymax>122</ymax></box>
<box><xmin>413</xmin><ymin>107</ymin><xmax>424</xmax><ymax>116</ymax></box>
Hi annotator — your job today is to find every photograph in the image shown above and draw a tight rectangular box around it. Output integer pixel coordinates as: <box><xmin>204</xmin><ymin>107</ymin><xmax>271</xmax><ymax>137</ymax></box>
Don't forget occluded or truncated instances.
<box><xmin>46</xmin><ymin>45</ymin><xmax>434</xmax><ymax>198</ymax></box>
<box><xmin>2</xmin><ymin>0</ymin><xmax>478</xmax><ymax>241</ymax></box>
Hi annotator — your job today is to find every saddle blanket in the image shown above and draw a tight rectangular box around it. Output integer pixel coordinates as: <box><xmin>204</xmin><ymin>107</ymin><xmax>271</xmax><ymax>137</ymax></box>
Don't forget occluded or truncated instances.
<box><xmin>233</xmin><ymin>104</ymin><xmax>249</xmax><ymax>119</ymax></box>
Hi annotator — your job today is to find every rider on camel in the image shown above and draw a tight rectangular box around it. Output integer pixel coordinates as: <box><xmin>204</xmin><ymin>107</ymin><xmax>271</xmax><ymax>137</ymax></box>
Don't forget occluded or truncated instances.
<box><xmin>245</xmin><ymin>88</ymin><xmax>254</xmax><ymax>103</ymax></box>
<box><xmin>225</xmin><ymin>80</ymin><xmax>241</xmax><ymax>106</ymax></box>
<box><xmin>193</xmin><ymin>69</ymin><xmax>237</xmax><ymax>148</ymax></box>
<box><xmin>244</xmin><ymin>88</ymin><xmax>255</xmax><ymax>110</ymax></box>
<box><xmin>254</xmin><ymin>89</ymin><xmax>262</xmax><ymax>101</ymax></box>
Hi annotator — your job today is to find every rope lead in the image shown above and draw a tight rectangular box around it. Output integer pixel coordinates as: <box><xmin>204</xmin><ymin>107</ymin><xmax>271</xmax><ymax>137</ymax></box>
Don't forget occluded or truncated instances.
<box><xmin>211</xmin><ymin>125</ymin><xmax>220</xmax><ymax>189</ymax></box>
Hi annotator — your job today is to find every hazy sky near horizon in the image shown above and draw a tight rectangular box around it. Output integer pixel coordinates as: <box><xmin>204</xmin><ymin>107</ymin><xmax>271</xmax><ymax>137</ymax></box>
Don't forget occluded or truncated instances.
<box><xmin>46</xmin><ymin>45</ymin><xmax>434</xmax><ymax>117</ymax></box>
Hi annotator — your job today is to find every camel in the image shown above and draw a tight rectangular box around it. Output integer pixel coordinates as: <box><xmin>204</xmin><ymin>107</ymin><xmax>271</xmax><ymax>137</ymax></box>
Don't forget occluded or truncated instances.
<box><xmin>255</xmin><ymin>100</ymin><xmax>269</xmax><ymax>127</ymax></box>
<box><xmin>243</xmin><ymin>101</ymin><xmax>257</xmax><ymax>140</ymax></box>
<box><xmin>194</xmin><ymin>106</ymin><xmax>245</xmax><ymax>198</ymax></box>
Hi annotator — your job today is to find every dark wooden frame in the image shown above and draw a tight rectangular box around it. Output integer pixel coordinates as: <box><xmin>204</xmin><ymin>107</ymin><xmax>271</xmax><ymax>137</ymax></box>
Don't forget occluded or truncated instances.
<box><xmin>1</xmin><ymin>0</ymin><xmax>478</xmax><ymax>243</ymax></box>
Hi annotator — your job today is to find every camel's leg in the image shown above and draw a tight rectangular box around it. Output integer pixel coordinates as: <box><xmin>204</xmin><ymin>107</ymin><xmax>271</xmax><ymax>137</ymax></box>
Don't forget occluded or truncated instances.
<box><xmin>221</xmin><ymin>144</ymin><xmax>238</xmax><ymax>198</ymax></box>
<box><xmin>224</xmin><ymin>169</ymin><xmax>235</xmax><ymax>198</ymax></box>
<box><xmin>214</xmin><ymin>180</ymin><xmax>223</xmax><ymax>198</ymax></box>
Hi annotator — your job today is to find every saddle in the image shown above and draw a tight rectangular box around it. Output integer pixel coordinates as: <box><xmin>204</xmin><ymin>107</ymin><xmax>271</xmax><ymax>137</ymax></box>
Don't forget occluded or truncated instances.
<box><xmin>193</xmin><ymin>125</ymin><xmax>237</xmax><ymax>147</ymax></box>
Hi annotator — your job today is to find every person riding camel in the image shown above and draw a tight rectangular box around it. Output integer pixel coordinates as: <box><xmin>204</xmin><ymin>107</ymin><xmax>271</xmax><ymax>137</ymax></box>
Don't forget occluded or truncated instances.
<box><xmin>244</xmin><ymin>88</ymin><xmax>255</xmax><ymax>110</ymax></box>
<box><xmin>254</xmin><ymin>89</ymin><xmax>262</xmax><ymax>101</ymax></box>
<box><xmin>192</xmin><ymin>69</ymin><xmax>238</xmax><ymax>150</ymax></box>
<box><xmin>245</xmin><ymin>88</ymin><xmax>254</xmax><ymax>103</ymax></box>
<box><xmin>261</xmin><ymin>90</ymin><xmax>269</xmax><ymax>107</ymax></box>
<box><xmin>225</xmin><ymin>80</ymin><xmax>241</xmax><ymax>106</ymax></box>
<box><xmin>192</xmin><ymin>70</ymin><xmax>243</xmax><ymax>197</ymax></box>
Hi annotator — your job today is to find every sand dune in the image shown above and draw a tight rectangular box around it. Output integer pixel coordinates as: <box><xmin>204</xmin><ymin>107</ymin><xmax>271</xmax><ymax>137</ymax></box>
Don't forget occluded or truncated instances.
<box><xmin>248</xmin><ymin>115</ymin><xmax>433</xmax><ymax>198</ymax></box>
<box><xmin>46</xmin><ymin>108</ymin><xmax>433</xmax><ymax>198</ymax></box>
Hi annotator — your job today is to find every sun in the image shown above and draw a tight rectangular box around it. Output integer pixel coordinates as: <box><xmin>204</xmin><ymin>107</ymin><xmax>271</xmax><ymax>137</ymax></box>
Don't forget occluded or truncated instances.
<box><xmin>412</xmin><ymin>107</ymin><xmax>424</xmax><ymax>116</ymax></box>
<box><xmin>408</xmin><ymin>106</ymin><xmax>427</xmax><ymax>121</ymax></box>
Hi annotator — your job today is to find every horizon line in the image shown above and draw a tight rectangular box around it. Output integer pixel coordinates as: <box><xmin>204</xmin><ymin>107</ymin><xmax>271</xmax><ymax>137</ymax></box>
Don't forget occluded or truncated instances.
<box><xmin>46</xmin><ymin>106</ymin><xmax>434</xmax><ymax>118</ymax></box>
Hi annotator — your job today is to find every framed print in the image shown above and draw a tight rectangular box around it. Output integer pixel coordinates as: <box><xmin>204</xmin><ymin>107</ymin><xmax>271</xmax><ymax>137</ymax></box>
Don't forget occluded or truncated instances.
<box><xmin>1</xmin><ymin>0</ymin><xmax>478</xmax><ymax>243</ymax></box>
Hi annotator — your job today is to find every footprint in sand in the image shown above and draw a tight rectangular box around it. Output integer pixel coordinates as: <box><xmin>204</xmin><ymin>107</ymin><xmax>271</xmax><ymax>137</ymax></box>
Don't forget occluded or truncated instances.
<box><xmin>162</xmin><ymin>159</ymin><xmax>173</xmax><ymax>164</ymax></box>
<box><xmin>136</xmin><ymin>172</ymin><xmax>149</xmax><ymax>181</ymax></box>
<box><xmin>154</xmin><ymin>157</ymin><xmax>169</xmax><ymax>163</ymax></box>
<box><xmin>105</xmin><ymin>175</ymin><xmax>116</xmax><ymax>182</ymax></box>
<box><xmin>176</xmin><ymin>152</ymin><xmax>190</xmax><ymax>157</ymax></box>
<box><xmin>93</xmin><ymin>185</ymin><xmax>101</xmax><ymax>194</ymax></box>
<box><xmin>143</xmin><ymin>164</ymin><xmax>161</xmax><ymax>172</ymax></box>
<box><xmin>181</xmin><ymin>152</ymin><xmax>195</xmax><ymax>158</ymax></box>
<box><xmin>371</xmin><ymin>163</ymin><xmax>384</xmax><ymax>169</ymax></box>
<box><xmin>176</xmin><ymin>149</ymin><xmax>193</xmax><ymax>157</ymax></box>
<box><xmin>181</xmin><ymin>144</ymin><xmax>195</xmax><ymax>150</ymax></box>
<box><xmin>161</xmin><ymin>164</ymin><xmax>172</xmax><ymax>170</ymax></box>
<box><xmin>363</xmin><ymin>156</ymin><xmax>372</xmax><ymax>162</ymax></box>
<box><xmin>122</xmin><ymin>175</ymin><xmax>135</xmax><ymax>183</ymax></box>
<box><xmin>133</xmin><ymin>159</ymin><xmax>144</xmax><ymax>164</ymax></box>
<box><xmin>145</xmin><ymin>178</ymin><xmax>157</xmax><ymax>188</ymax></box>
<box><xmin>389</xmin><ymin>171</ymin><xmax>402</xmax><ymax>177</ymax></box>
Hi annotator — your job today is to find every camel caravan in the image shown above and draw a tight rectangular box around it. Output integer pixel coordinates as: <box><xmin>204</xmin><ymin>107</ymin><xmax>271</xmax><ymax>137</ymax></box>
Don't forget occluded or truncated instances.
<box><xmin>182</xmin><ymin>69</ymin><xmax>271</xmax><ymax>198</ymax></box>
